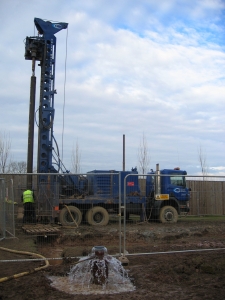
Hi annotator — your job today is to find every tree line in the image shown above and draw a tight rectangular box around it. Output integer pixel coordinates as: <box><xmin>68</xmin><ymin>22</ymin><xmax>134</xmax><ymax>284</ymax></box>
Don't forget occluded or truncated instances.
<box><xmin>0</xmin><ymin>131</ymin><xmax>207</xmax><ymax>176</ymax></box>
<box><xmin>0</xmin><ymin>132</ymin><xmax>82</xmax><ymax>174</ymax></box>
<box><xmin>0</xmin><ymin>132</ymin><xmax>27</xmax><ymax>173</ymax></box>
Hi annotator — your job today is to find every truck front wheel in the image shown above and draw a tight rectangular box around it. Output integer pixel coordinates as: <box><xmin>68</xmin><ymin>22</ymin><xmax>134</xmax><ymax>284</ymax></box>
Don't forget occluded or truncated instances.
<box><xmin>59</xmin><ymin>206</ymin><xmax>82</xmax><ymax>226</ymax></box>
<box><xmin>86</xmin><ymin>206</ymin><xmax>109</xmax><ymax>226</ymax></box>
<box><xmin>159</xmin><ymin>206</ymin><xmax>178</xmax><ymax>223</ymax></box>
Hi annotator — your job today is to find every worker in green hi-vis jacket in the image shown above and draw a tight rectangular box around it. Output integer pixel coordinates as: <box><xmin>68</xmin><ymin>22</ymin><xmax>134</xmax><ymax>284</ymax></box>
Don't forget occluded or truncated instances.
<box><xmin>21</xmin><ymin>189</ymin><xmax>36</xmax><ymax>224</ymax></box>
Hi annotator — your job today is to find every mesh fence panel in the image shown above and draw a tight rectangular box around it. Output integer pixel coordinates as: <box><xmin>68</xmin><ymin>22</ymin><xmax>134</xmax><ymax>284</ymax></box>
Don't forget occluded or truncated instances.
<box><xmin>5</xmin><ymin>179</ymin><xmax>16</xmax><ymax>238</ymax></box>
<box><xmin>122</xmin><ymin>174</ymin><xmax>225</xmax><ymax>255</ymax></box>
<box><xmin>0</xmin><ymin>173</ymin><xmax>225</xmax><ymax>261</ymax></box>
<box><xmin>0</xmin><ymin>178</ymin><xmax>16</xmax><ymax>240</ymax></box>
<box><xmin>0</xmin><ymin>179</ymin><xmax>5</xmax><ymax>240</ymax></box>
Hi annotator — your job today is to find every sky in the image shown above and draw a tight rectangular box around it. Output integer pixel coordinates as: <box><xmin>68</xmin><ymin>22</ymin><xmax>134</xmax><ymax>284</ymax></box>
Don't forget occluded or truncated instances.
<box><xmin>0</xmin><ymin>0</ymin><xmax>225</xmax><ymax>176</ymax></box>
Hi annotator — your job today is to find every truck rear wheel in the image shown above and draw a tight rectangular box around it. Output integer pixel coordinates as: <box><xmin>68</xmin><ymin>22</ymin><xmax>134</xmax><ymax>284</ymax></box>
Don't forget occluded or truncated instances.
<box><xmin>86</xmin><ymin>206</ymin><xmax>109</xmax><ymax>226</ymax></box>
<box><xmin>159</xmin><ymin>206</ymin><xmax>178</xmax><ymax>223</ymax></box>
<box><xmin>59</xmin><ymin>206</ymin><xmax>82</xmax><ymax>226</ymax></box>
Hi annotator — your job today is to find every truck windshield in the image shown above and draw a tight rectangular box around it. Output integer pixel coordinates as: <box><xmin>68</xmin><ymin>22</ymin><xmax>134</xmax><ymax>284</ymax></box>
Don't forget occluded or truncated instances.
<box><xmin>170</xmin><ymin>176</ymin><xmax>186</xmax><ymax>187</ymax></box>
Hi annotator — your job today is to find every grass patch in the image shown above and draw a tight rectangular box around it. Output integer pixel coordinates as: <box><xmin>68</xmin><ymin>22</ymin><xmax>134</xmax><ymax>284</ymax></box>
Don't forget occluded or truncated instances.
<box><xmin>178</xmin><ymin>215</ymin><xmax>225</xmax><ymax>222</ymax></box>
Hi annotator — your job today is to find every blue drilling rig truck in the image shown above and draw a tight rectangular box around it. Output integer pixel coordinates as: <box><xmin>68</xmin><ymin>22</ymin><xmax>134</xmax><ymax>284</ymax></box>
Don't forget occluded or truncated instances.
<box><xmin>25</xmin><ymin>18</ymin><xmax>190</xmax><ymax>226</ymax></box>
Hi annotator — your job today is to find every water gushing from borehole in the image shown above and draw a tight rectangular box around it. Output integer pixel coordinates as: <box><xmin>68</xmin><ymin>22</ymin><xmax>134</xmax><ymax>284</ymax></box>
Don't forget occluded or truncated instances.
<box><xmin>48</xmin><ymin>246</ymin><xmax>135</xmax><ymax>295</ymax></box>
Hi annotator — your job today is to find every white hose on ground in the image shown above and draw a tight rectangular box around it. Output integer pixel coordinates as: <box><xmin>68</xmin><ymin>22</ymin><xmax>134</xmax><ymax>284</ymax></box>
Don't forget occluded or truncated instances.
<box><xmin>64</xmin><ymin>204</ymin><xmax>78</xmax><ymax>227</ymax></box>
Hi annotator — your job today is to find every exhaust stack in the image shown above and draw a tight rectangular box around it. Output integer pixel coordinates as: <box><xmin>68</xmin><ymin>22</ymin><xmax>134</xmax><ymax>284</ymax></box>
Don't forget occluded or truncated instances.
<box><xmin>155</xmin><ymin>163</ymin><xmax>161</xmax><ymax>196</ymax></box>
<box><xmin>155</xmin><ymin>163</ymin><xmax>169</xmax><ymax>200</ymax></box>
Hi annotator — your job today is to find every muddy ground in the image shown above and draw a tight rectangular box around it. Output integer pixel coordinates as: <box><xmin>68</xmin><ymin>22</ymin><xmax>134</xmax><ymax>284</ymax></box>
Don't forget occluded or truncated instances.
<box><xmin>0</xmin><ymin>218</ymin><xmax>225</xmax><ymax>300</ymax></box>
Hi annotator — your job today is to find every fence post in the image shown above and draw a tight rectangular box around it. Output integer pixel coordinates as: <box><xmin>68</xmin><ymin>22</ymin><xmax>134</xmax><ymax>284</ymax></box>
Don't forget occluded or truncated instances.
<box><xmin>10</xmin><ymin>179</ymin><xmax>15</xmax><ymax>237</ymax></box>
<box><xmin>0</xmin><ymin>179</ymin><xmax>6</xmax><ymax>240</ymax></box>
<box><xmin>123</xmin><ymin>174</ymin><xmax>127</xmax><ymax>256</ymax></box>
<box><xmin>118</xmin><ymin>172</ymin><xmax>122</xmax><ymax>255</ymax></box>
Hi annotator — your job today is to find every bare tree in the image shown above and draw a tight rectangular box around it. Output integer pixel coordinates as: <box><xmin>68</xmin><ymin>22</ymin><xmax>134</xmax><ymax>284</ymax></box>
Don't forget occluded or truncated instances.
<box><xmin>138</xmin><ymin>133</ymin><xmax>150</xmax><ymax>175</ymax></box>
<box><xmin>8</xmin><ymin>161</ymin><xmax>27</xmax><ymax>173</ymax></box>
<box><xmin>71</xmin><ymin>140</ymin><xmax>82</xmax><ymax>173</ymax></box>
<box><xmin>0</xmin><ymin>131</ymin><xmax>11</xmax><ymax>173</ymax></box>
<box><xmin>198</xmin><ymin>145</ymin><xmax>208</xmax><ymax>180</ymax></box>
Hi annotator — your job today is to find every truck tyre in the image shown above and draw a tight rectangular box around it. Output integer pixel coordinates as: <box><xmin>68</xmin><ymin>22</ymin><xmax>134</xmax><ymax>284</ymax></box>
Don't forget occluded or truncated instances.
<box><xmin>159</xmin><ymin>206</ymin><xmax>178</xmax><ymax>223</ymax></box>
<box><xmin>59</xmin><ymin>206</ymin><xmax>82</xmax><ymax>226</ymax></box>
<box><xmin>87</xmin><ymin>206</ymin><xmax>109</xmax><ymax>226</ymax></box>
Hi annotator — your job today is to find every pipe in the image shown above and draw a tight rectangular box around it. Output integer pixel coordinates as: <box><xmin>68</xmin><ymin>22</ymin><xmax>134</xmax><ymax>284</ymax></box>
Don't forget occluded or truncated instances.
<box><xmin>0</xmin><ymin>246</ymin><xmax>49</xmax><ymax>283</ymax></box>
<box><xmin>120</xmin><ymin>247</ymin><xmax>225</xmax><ymax>257</ymax></box>
<box><xmin>1</xmin><ymin>247</ymin><xmax>225</xmax><ymax>264</ymax></box>
<box><xmin>0</xmin><ymin>255</ymin><xmax>95</xmax><ymax>264</ymax></box>
<box><xmin>27</xmin><ymin>75</ymin><xmax>36</xmax><ymax>190</ymax></box>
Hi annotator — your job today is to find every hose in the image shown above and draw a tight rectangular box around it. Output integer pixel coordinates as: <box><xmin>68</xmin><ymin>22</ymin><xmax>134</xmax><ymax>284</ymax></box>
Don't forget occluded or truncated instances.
<box><xmin>64</xmin><ymin>205</ymin><xmax>78</xmax><ymax>227</ymax></box>
<box><xmin>70</xmin><ymin>255</ymin><xmax>94</xmax><ymax>266</ymax></box>
<box><xmin>0</xmin><ymin>246</ymin><xmax>49</xmax><ymax>283</ymax></box>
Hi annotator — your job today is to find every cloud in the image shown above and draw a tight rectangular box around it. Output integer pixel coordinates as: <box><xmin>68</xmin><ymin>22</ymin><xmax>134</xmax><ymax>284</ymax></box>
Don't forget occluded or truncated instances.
<box><xmin>209</xmin><ymin>166</ymin><xmax>225</xmax><ymax>171</ymax></box>
<box><xmin>0</xmin><ymin>0</ymin><xmax>224</xmax><ymax>176</ymax></box>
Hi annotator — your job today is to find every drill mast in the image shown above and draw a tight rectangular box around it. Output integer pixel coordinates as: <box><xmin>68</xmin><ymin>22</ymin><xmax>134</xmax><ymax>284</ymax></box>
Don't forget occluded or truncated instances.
<box><xmin>25</xmin><ymin>18</ymin><xmax>68</xmax><ymax>186</ymax></box>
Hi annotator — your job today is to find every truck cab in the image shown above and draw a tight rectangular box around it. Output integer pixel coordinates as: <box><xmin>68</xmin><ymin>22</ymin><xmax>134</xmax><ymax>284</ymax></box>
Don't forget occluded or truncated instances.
<box><xmin>160</xmin><ymin>169</ymin><xmax>190</xmax><ymax>202</ymax></box>
<box><xmin>146</xmin><ymin>166</ymin><xmax>190</xmax><ymax>223</ymax></box>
